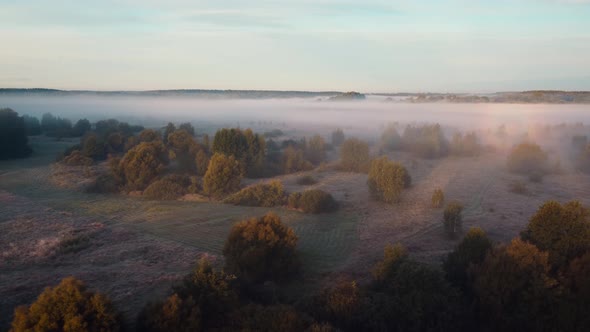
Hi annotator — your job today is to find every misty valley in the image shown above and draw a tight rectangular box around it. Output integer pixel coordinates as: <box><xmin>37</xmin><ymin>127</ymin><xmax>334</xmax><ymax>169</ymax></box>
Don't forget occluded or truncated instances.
<box><xmin>2</xmin><ymin>95</ymin><xmax>590</xmax><ymax>331</ymax></box>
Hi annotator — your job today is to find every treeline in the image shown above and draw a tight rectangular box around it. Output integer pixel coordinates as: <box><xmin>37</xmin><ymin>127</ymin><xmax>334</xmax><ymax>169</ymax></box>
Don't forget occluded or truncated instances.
<box><xmin>379</xmin><ymin>123</ymin><xmax>483</xmax><ymax>159</ymax></box>
<box><xmin>11</xmin><ymin>199</ymin><xmax>590</xmax><ymax>331</ymax></box>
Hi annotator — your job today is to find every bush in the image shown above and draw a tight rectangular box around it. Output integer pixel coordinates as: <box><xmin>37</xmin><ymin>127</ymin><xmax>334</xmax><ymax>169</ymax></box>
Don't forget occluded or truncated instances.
<box><xmin>432</xmin><ymin>188</ymin><xmax>445</xmax><ymax>208</ymax></box>
<box><xmin>340</xmin><ymin>138</ymin><xmax>370</xmax><ymax>172</ymax></box>
<box><xmin>443</xmin><ymin>201</ymin><xmax>463</xmax><ymax>237</ymax></box>
<box><xmin>117</xmin><ymin>141</ymin><xmax>168</xmax><ymax>191</ymax></box>
<box><xmin>203</xmin><ymin>153</ymin><xmax>243</xmax><ymax>199</ymax></box>
<box><xmin>11</xmin><ymin>277</ymin><xmax>121</xmax><ymax>332</ymax></box>
<box><xmin>288</xmin><ymin>189</ymin><xmax>338</xmax><ymax>213</ymax></box>
<box><xmin>0</xmin><ymin>108</ymin><xmax>32</xmax><ymax>159</ymax></box>
<box><xmin>62</xmin><ymin>150</ymin><xmax>93</xmax><ymax>166</ymax></box>
<box><xmin>507</xmin><ymin>142</ymin><xmax>548</xmax><ymax>174</ymax></box>
<box><xmin>367</xmin><ymin>157</ymin><xmax>411</xmax><ymax>204</ymax></box>
<box><xmin>143</xmin><ymin>178</ymin><xmax>186</xmax><ymax>200</ymax></box>
<box><xmin>297</xmin><ymin>175</ymin><xmax>318</xmax><ymax>185</ymax></box>
<box><xmin>224</xmin><ymin>181</ymin><xmax>286</xmax><ymax>207</ymax></box>
<box><xmin>223</xmin><ymin>213</ymin><xmax>299</xmax><ymax>283</ymax></box>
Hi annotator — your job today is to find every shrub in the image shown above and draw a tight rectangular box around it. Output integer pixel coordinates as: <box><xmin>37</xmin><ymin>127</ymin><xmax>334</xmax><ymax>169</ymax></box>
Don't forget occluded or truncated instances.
<box><xmin>0</xmin><ymin>108</ymin><xmax>32</xmax><ymax>159</ymax></box>
<box><xmin>143</xmin><ymin>179</ymin><xmax>186</xmax><ymax>200</ymax></box>
<box><xmin>288</xmin><ymin>189</ymin><xmax>338</xmax><ymax>213</ymax></box>
<box><xmin>367</xmin><ymin>157</ymin><xmax>411</xmax><ymax>204</ymax></box>
<box><xmin>224</xmin><ymin>181</ymin><xmax>286</xmax><ymax>207</ymax></box>
<box><xmin>62</xmin><ymin>150</ymin><xmax>93</xmax><ymax>166</ymax></box>
<box><xmin>340</xmin><ymin>138</ymin><xmax>370</xmax><ymax>172</ymax></box>
<box><xmin>117</xmin><ymin>141</ymin><xmax>168</xmax><ymax>190</ymax></box>
<box><xmin>432</xmin><ymin>188</ymin><xmax>445</xmax><ymax>208</ymax></box>
<box><xmin>296</xmin><ymin>175</ymin><xmax>318</xmax><ymax>185</ymax></box>
<box><xmin>521</xmin><ymin>200</ymin><xmax>590</xmax><ymax>269</ymax></box>
<box><xmin>507</xmin><ymin>142</ymin><xmax>548</xmax><ymax>174</ymax></box>
<box><xmin>82</xmin><ymin>134</ymin><xmax>106</xmax><ymax>161</ymax></box>
<box><xmin>203</xmin><ymin>153</ymin><xmax>242</xmax><ymax>199</ymax></box>
<box><xmin>223</xmin><ymin>213</ymin><xmax>299</xmax><ymax>283</ymax></box>
<box><xmin>443</xmin><ymin>201</ymin><xmax>463</xmax><ymax>237</ymax></box>
<box><xmin>11</xmin><ymin>277</ymin><xmax>121</xmax><ymax>332</ymax></box>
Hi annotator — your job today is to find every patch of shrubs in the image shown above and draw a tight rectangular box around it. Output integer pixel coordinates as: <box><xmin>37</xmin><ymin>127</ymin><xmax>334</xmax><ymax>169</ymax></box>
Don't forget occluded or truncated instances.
<box><xmin>288</xmin><ymin>189</ymin><xmax>338</xmax><ymax>213</ymax></box>
<box><xmin>62</xmin><ymin>150</ymin><xmax>93</xmax><ymax>166</ymax></box>
<box><xmin>224</xmin><ymin>180</ymin><xmax>286</xmax><ymax>207</ymax></box>
<box><xmin>296</xmin><ymin>175</ymin><xmax>318</xmax><ymax>185</ymax></box>
<box><xmin>143</xmin><ymin>179</ymin><xmax>186</xmax><ymax>200</ymax></box>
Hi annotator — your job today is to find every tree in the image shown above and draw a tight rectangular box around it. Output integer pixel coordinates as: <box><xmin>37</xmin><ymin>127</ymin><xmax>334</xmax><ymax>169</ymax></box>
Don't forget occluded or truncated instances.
<box><xmin>11</xmin><ymin>277</ymin><xmax>121</xmax><ymax>332</ymax></box>
<box><xmin>223</xmin><ymin>213</ymin><xmax>299</xmax><ymax>283</ymax></box>
<box><xmin>179</xmin><ymin>122</ymin><xmax>195</xmax><ymax>136</ymax></box>
<box><xmin>72</xmin><ymin>118</ymin><xmax>91</xmax><ymax>137</ymax></box>
<box><xmin>195</xmin><ymin>149</ymin><xmax>210</xmax><ymax>176</ymax></box>
<box><xmin>41</xmin><ymin>112</ymin><xmax>57</xmax><ymax>133</ymax></box>
<box><xmin>82</xmin><ymin>133</ymin><xmax>106</xmax><ymax>160</ymax></box>
<box><xmin>340</xmin><ymin>138</ymin><xmax>369</xmax><ymax>172</ymax></box>
<box><xmin>162</xmin><ymin>122</ymin><xmax>176</xmax><ymax>144</ymax></box>
<box><xmin>559</xmin><ymin>252</ymin><xmax>590</xmax><ymax>331</ymax></box>
<box><xmin>380</xmin><ymin>124</ymin><xmax>402</xmax><ymax>151</ymax></box>
<box><xmin>443</xmin><ymin>201</ymin><xmax>463</xmax><ymax>237</ymax></box>
<box><xmin>443</xmin><ymin>227</ymin><xmax>493</xmax><ymax>292</ymax></box>
<box><xmin>139</xmin><ymin>129</ymin><xmax>161</xmax><ymax>143</ymax></box>
<box><xmin>507</xmin><ymin>142</ymin><xmax>548</xmax><ymax>174</ymax></box>
<box><xmin>432</xmin><ymin>188</ymin><xmax>445</xmax><ymax>208</ymax></box>
<box><xmin>0</xmin><ymin>108</ymin><xmax>32</xmax><ymax>159</ymax></box>
<box><xmin>401</xmin><ymin>124</ymin><xmax>449</xmax><ymax>158</ymax></box>
<box><xmin>167</xmin><ymin>129</ymin><xmax>199</xmax><ymax>173</ymax></box>
<box><xmin>117</xmin><ymin>141</ymin><xmax>167</xmax><ymax>190</ymax></box>
<box><xmin>472</xmin><ymin>238</ymin><xmax>557</xmax><ymax>331</ymax></box>
<box><xmin>213</xmin><ymin>128</ymin><xmax>266</xmax><ymax>177</ymax></box>
<box><xmin>305</xmin><ymin>135</ymin><xmax>326</xmax><ymax>165</ymax></box>
<box><xmin>521</xmin><ymin>200</ymin><xmax>590</xmax><ymax>268</ymax></box>
<box><xmin>22</xmin><ymin>115</ymin><xmax>42</xmax><ymax>136</ymax></box>
<box><xmin>331</xmin><ymin>128</ymin><xmax>345</xmax><ymax>146</ymax></box>
<box><xmin>450</xmin><ymin>132</ymin><xmax>480</xmax><ymax>156</ymax></box>
<box><xmin>203</xmin><ymin>153</ymin><xmax>242</xmax><ymax>199</ymax></box>
<box><xmin>367</xmin><ymin>157</ymin><xmax>411</xmax><ymax>204</ymax></box>
<box><xmin>282</xmin><ymin>146</ymin><xmax>312</xmax><ymax>174</ymax></box>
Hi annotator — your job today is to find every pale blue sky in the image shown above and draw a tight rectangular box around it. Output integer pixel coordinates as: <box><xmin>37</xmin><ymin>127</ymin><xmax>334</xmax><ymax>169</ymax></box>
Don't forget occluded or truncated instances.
<box><xmin>1</xmin><ymin>0</ymin><xmax>589</xmax><ymax>92</ymax></box>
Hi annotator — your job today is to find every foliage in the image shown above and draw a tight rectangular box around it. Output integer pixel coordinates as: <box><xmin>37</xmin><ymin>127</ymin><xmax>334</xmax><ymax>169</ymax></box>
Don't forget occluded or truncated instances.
<box><xmin>162</xmin><ymin>122</ymin><xmax>176</xmax><ymax>144</ymax></box>
<box><xmin>401</xmin><ymin>124</ymin><xmax>449</xmax><ymax>158</ymax></box>
<box><xmin>167</xmin><ymin>129</ymin><xmax>201</xmax><ymax>173</ymax></box>
<box><xmin>81</xmin><ymin>134</ymin><xmax>107</xmax><ymax>161</ymax></box>
<box><xmin>331</xmin><ymin>128</ymin><xmax>345</xmax><ymax>146</ymax></box>
<box><xmin>288</xmin><ymin>189</ymin><xmax>338</xmax><ymax>213</ymax></box>
<box><xmin>509</xmin><ymin>181</ymin><xmax>528</xmax><ymax>195</ymax></box>
<box><xmin>443</xmin><ymin>201</ymin><xmax>463</xmax><ymax>237</ymax></box>
<box><xmin>115</xmin><ymin>141</ymin><xmax>168</xmax><ymax>191</ymax></box>
<box><xmin>450</xmin><ymin>132</ymin><xmax>481</xmax><ymax>156</ymax></box>
<box><xmin>179</xmin><ymin>122</ymin><xmax>195</xmax><ymax>136</ymax></box>
<box><xmin>139</xmin><ymin>129</ymin><xmax>161</xmax><ymax>143</ymax></box>
<box><xmin>296</xmin><ymin>175</ymin><xmax>318</xmax><ymax>185</ymax></box>
<box><xmin>41</xmin><ymin>112</ymin><xmax>75</xmax><ymax>138</ymax></box>
<box><xmin>203</xmin><ymin>153</ymin><xmax>242</xmax><ymax>199</ymax></box>
<box><xmin>0</xmin><ymin>108</ymin><xmax>32</xmax><ymax>159</ymax></box>
<box><xmin>443</xmin><ymin>227</ymin><xmax>493</xmax><ymax>293</ymax></box>
<box><xmin>194</xmin><ymin>149</ymin><xmax>210</xmax><ymax>176</ymax></box>
<box><xmin>223</xmin><ymin>213</ymin><xmax>299</xmax><ymax>283</ymax></box>
<box><xmin>22</xmin><ymin>114</ymin><xmax>42</xmax><ymax>136</ymax></box>
<box><xmin>224</xmin><ymin>180</ymin><xmax>286</xmax><ymax>207</ymax></box>
<box><xmin>72</xmin><ymin>119</ymin><xmax>92</xmax><ymax>137</ymax></box>
<box><xmin>212</xmin><ymin>128</ymin><xmax>266</xmax><ymax>177</ymax></box>
<box><xmin>282</xmin><ymin>146</ymin><xmax>313</xmax><ymax>174</ymax></box>
<box><xmin>305</xmin><ymin>135</ymin><xmax>327</xmax><ymax>165</ymax></box>
<box><xmin>307</xmin><ymin>280</ymin><xmax>360</xmax><ymax>331</ymax></box>
<box><xmin>63</xmin><ymin>150</ymin><xmax>93</xmax><ymax>166</ymax></box>
<box><xmin>11</xmin><ymin>277</ymin><xmax>121</xmax><ymax>332</ymax></box>
<box><xmin>472</xmin><ymin>238</ymin><xmax>557</xmax><ymax>331</ymax></box>
<box><xmin>507</xmin><ymin>142</ymin><xmax>548</xmax><ymax>174</ymax></box>
<box><xmin>367</xmin><ymin>157</ymin><xmax>411</xmax><ymax>204</ymax></box>
<box><xmin>143</xmin><ymin>178</ymin><xmax>186</xmax><ymax>200</ymax></box>
<box><xmin>339</xmin><ymin>138</ymin><xmax>369</xmax><ymax>172</ymax></box>
<box><xmin>380</xmin><ymin>124</ymin><xmax>402</xmax><ymax>151</ymax></box>
<box><xmin>431</xmin><ymin>188</ymin><xmax>445</xmax><ymax>208</ymax></box>
<box><xmin>521</xmin><ymin>200</ymin><xmax>590</xmax><ymax>268</ymax></box>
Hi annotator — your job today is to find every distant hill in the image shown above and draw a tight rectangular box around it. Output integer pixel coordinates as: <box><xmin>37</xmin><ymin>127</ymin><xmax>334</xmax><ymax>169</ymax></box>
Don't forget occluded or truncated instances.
<box><xmin>376</xmin><ymin>90</ymin><xmax>590</xmax><ymax>104</ymax></box>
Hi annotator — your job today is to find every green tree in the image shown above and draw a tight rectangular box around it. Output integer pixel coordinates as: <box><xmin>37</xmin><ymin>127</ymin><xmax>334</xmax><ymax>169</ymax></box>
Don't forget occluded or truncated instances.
<box><xmin>367</xmin><ymin>156</ymin><xmax>411</xmax><ymax>203</ymax></box>
<box><xmin>11</xmin><ymin>277</ymin><xmax>121</xmax><ymax>332</ymax></box>
<box><xmin>443</xmin><ymin>201</ymin><xmax>463</xmax><ymax>237</ymax></box>
<box><xmin>223</xmin><ymin>213</ymin><xmax>299</xmax><ymax>283</ymax></box>
<box><xmin>340</xmin><ymin>138</ymin><xmax>369</xmax><ymax>172</ymax></box>
<box><xmin>521</xmin><ymin>200</ymin><xmax>590</xmax><ymax>268</ymax></box>
<box><xmin>203</xmin><ymin>153</ymin><xmax>242</xmax><ymax>199</ymax></box>
<box><xmin>0</xmin><ymin>108</ymin><xmax>32</xmax><ymax>159</ymax></box>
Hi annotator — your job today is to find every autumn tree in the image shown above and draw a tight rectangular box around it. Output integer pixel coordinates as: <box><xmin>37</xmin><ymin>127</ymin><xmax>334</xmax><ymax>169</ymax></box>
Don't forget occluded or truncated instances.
<box><xmin>507</xmin><ymin>142</ymin><xmax>548</xmax><ymax>174</ymax></box>
<box><xmin>162</xmin><ymin>122</ymin><xmax>176</xmax><ymax>144</ymax></box>
<box><xmin>367</xmin><ymin>157</ymin><xmax>411</xmax><ymax>203</ymax></box>
<box><xmin>521</xmin><ymin>200</ymin><xmax>590</xmax><ymax>268</ymax></box>
<box><xmin>305</xmin><ymin>135</ymin><xmax>326</xmax><ymax>165</ymax></box>
<box><xmin>115</xmin><ymin>141</ymin><xmax>168</xmax><ymax>190</ymax></box>
<box><xmin>179</xmin><ymin>122</ymin><xmax>196</xmax><ymax>136</ymax></box>
<box><xmin>472</xmin><ymin>238</ymin><xmax>557</xmax><ymax>331</ymax></box>
<box><xmin>340</xmin><ymin>138</ymin><xmax>369</xmax><ymax>172</ymax></box>
<box><xmin>223</xmin><ymin>213</ymin><xmax>299</xmax><ymax>283</ymax></box>
<box><xmin>0</xmin><ymin>108</ymin><xmax>32</xmax><ymax>159</ymax></box>
<box><xmin>11</xmin><ymin>277</ymin><xmax>121</xmax><ymax>332</ymax></box>
<box><xmin>282</xmin><ymin>145</ymin><xmax>312</xmax><ymax>174</ymax></box>
<box><xmin>203</xmin><ymin>153</ymin><xmax>242</xmax><ymax>199</ymax></box>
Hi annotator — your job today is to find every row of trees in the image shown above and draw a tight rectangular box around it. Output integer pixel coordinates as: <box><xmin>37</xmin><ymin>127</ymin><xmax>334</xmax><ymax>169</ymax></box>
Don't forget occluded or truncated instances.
<box><xmin>10</xmin><ymin>200</ymin><xmax>590</xmax><ymax>331</ymax></box>
<box><xmin>0</xmin><ymin>108</ymin><xmax>32</xmax><ymax>159</ymax></box>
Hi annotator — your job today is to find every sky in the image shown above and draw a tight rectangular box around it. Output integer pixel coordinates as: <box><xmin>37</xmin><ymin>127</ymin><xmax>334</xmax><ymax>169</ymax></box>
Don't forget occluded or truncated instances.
<box><xmin>1</xmin><ymin>0</ymin><xmax>590</xmax><ymax>92</ymax></box>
